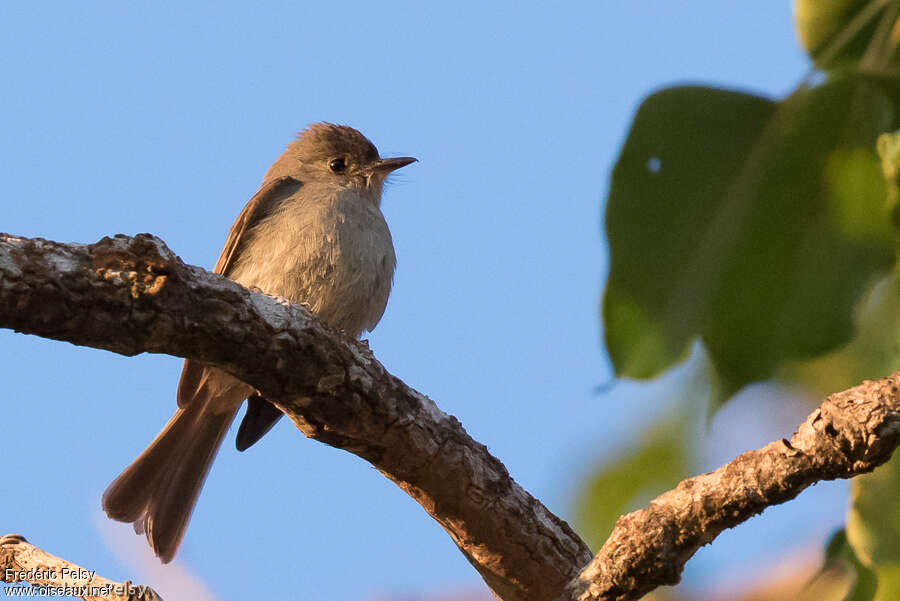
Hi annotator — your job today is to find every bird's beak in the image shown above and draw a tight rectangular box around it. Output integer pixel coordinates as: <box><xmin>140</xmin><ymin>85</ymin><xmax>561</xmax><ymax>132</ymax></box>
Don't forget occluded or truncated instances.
<box><xmin>371</xmin><ymin>156</ymin><xmax>417</xmax><ymax>173</ymax></box>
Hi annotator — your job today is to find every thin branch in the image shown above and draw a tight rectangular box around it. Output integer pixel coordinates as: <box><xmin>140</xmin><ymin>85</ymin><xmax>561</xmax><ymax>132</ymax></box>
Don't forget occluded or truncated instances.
<box><xmin>0</xmin><ymin>534</ymin><xmax>162</xmax><ymax>601</ymax></box>
<box><xmin>559</xmin><ymin>374</ymin><xmax>900</xmax><ymax>601</ymax></box>
<box><xmin>0</xmin><ymin>233</ymin><xmax>592</xmax><ymax>601</ymax></box>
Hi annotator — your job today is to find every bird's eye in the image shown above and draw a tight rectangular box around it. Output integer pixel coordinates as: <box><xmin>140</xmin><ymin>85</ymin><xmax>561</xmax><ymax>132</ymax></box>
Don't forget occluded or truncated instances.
<box><xmin>328</xmin><ymin>157</ymin><xmax>347</xmax><ymax>173</ymax></box>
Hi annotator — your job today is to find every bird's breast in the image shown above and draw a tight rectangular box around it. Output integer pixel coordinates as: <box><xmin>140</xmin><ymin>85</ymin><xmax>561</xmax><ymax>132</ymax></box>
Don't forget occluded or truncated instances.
<box><xmin>229</xmin><ymin>189</ymin><xmax>396</xmax><ymax>338</ymax></box>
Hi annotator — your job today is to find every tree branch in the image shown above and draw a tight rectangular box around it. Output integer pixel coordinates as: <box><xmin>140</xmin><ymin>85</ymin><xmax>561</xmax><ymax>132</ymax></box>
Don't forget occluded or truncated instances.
<box><xmin>559</xmin><ymin>374</ymin><xmax>900</xmax><ymax>601</ymax></box>
<box><xmin>5</xmin><ymin>232</ymin><xmax>900</xmax><ymax>601</ymax></box>
<box><xmin>0</xmin><ymin>233</ymin><xmax>592</xmax><ymax>601</ymax></box>
<box><xmin>0</xmin><ymin>534</ymin><xmax>162</xmax><ymax>601</ymax></box>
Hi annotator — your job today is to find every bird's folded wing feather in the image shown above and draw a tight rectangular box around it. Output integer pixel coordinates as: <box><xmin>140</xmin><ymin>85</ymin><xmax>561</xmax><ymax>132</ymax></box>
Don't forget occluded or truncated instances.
<box><xmin>177</xmin><ymin>176</ymin><xmax>303</xmax><ymax>409</ymax></box>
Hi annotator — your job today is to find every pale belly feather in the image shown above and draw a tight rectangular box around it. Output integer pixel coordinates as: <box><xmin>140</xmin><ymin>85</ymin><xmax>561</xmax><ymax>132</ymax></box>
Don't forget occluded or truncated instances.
<box><xmin>228</xmin><ymin>187</ymin><xmax>396</xmax><ymax>339</ymax></box>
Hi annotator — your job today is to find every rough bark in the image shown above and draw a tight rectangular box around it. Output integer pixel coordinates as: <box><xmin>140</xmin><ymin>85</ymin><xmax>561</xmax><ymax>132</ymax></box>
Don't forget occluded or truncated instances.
<box><xmin>0</xmin><ymin>232</ymin><xmax>592</xmax><ymax>601</ymax></box>
<box><xmin>0</xmin><ymin>534</ymin><xmax>162</xmax><ymax>601</ymax></box>
<box><xmin>560</xmin><ymin>374</ymin><xmax>900</xmax><ymax>601</ymax></box>
<box><xmin>4</xmin><ymin>232</ymin><xmax>900</xmax><ymax>601</ymax></box>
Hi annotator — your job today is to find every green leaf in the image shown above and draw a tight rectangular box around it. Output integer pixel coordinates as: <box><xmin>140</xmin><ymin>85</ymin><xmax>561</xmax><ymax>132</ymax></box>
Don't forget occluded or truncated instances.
<box><xmin>603</xmin><ymin>75</ymin><xmax>896</xmax><ymax>408</ymax></box>
<box><xmin>823</xmin><ymin>529</ymin><xmax>878</xmax><ymax>601</ymax></box>
<box><xmin>794</xmin><ymin>0</ymin><xmax>884</xmax><ymax>69</ymax></box>
<box><xmin>873</xmin><ymin>565</ymin><xmax>900</xmax><ymax>601</ymax></box>
<box><xmin>846</xmin><ymin>453</ymin><xmax>900</xmax><ymax>601</ymax></box>
<box><xmin>780</xmin><ymin>274</ymin><xmax>900</xmax><ymax>397</ymax></box>
<box><xmin>574</xmin><ymin>408</ymin><xmax>692</xmax><ymax>550</ymax></box>
<box><xmin>877</xmin><ymin>129</ymin><xmax>900</xmax><ymax>216</ymax></box>
<box><xmin>847</xmin><ymin>453</ymin><xmax>900</xmax><ymax>566</ymax></box>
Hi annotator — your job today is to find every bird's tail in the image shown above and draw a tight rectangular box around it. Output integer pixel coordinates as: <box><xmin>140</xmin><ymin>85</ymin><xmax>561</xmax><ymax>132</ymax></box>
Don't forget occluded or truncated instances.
<box><xmin>102</xmin><ymin>400</ymin><xmax>236</xmax><ymax>563</ymax></box>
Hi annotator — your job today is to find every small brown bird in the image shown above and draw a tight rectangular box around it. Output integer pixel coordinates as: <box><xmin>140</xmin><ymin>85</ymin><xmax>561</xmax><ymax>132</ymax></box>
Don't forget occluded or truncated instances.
<box><xmin>102</xmin><ymin>123</ymin><xmax>416</xmax><ymax>562</ymax></box>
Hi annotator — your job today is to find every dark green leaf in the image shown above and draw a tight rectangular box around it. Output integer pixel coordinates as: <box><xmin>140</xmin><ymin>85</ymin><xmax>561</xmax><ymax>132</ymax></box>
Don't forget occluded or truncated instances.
<box><xmin>780</xmin><ymin>274</ymin><xmax>900</xmax><ymax>397</ymax></box>
<box><xmin>823</xmin><ymin>528</ymin><xmax>878</xmax><ymax>601</ymax></box>
<box><xmin>604</xmin><ymin>75</ymin><xmax>896</xmax><ymax>408</ymax></box>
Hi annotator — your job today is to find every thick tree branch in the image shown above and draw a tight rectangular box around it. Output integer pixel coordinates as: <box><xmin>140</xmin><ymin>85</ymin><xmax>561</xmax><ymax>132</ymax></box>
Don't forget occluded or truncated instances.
<box><xmin>560</xmin><ymin>374</ymin><xmax>900</xmax><ymax>601</ymax></box>
<box><xmin>0</xmin><ymin>534</ymin><xmax>161</xmax><ymax>601</ymax></box>
<box><xmin>5</xmin><ymin>232</ymin><xmax>900</xmax><ymax>601</ymax></box>
<box><xmin>0</xmin><ymin>233</ymin><xmax>592</xmax><ymax>601</ymax></box>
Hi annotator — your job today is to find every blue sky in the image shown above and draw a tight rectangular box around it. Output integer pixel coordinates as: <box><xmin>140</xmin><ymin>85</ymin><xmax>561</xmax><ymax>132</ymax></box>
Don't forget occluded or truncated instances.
<box><xmin>0</xmin><ymin>3</ymin><xmax>848</xmax><ymax>600</ymax></box>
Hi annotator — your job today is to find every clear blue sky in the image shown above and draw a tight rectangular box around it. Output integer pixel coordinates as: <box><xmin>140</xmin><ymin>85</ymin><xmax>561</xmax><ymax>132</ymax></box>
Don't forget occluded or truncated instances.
<box><xmin>0</xmin><ymin>3</ymin><xmax>847</xmax><ymax>600</ymax></box>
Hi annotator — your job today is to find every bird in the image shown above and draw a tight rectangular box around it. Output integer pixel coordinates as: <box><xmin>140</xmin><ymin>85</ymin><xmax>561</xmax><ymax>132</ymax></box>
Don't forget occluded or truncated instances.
<box><xmin>102</xmin><ymin>123</ymin><xmax>416</xmax><ymax>562</ymax></box>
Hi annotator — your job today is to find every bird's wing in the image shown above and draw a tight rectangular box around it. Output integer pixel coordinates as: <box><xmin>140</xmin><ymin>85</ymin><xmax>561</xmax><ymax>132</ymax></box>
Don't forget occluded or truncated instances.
<box><xmin>213</xmin><ymin>175</ymin><xmax>303</xmax><ymax>276</ymax></box>
<box><xmin>177</xmin><ymin>176</ymin><xmax>303</xmax><ymax>409</ymax></box>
